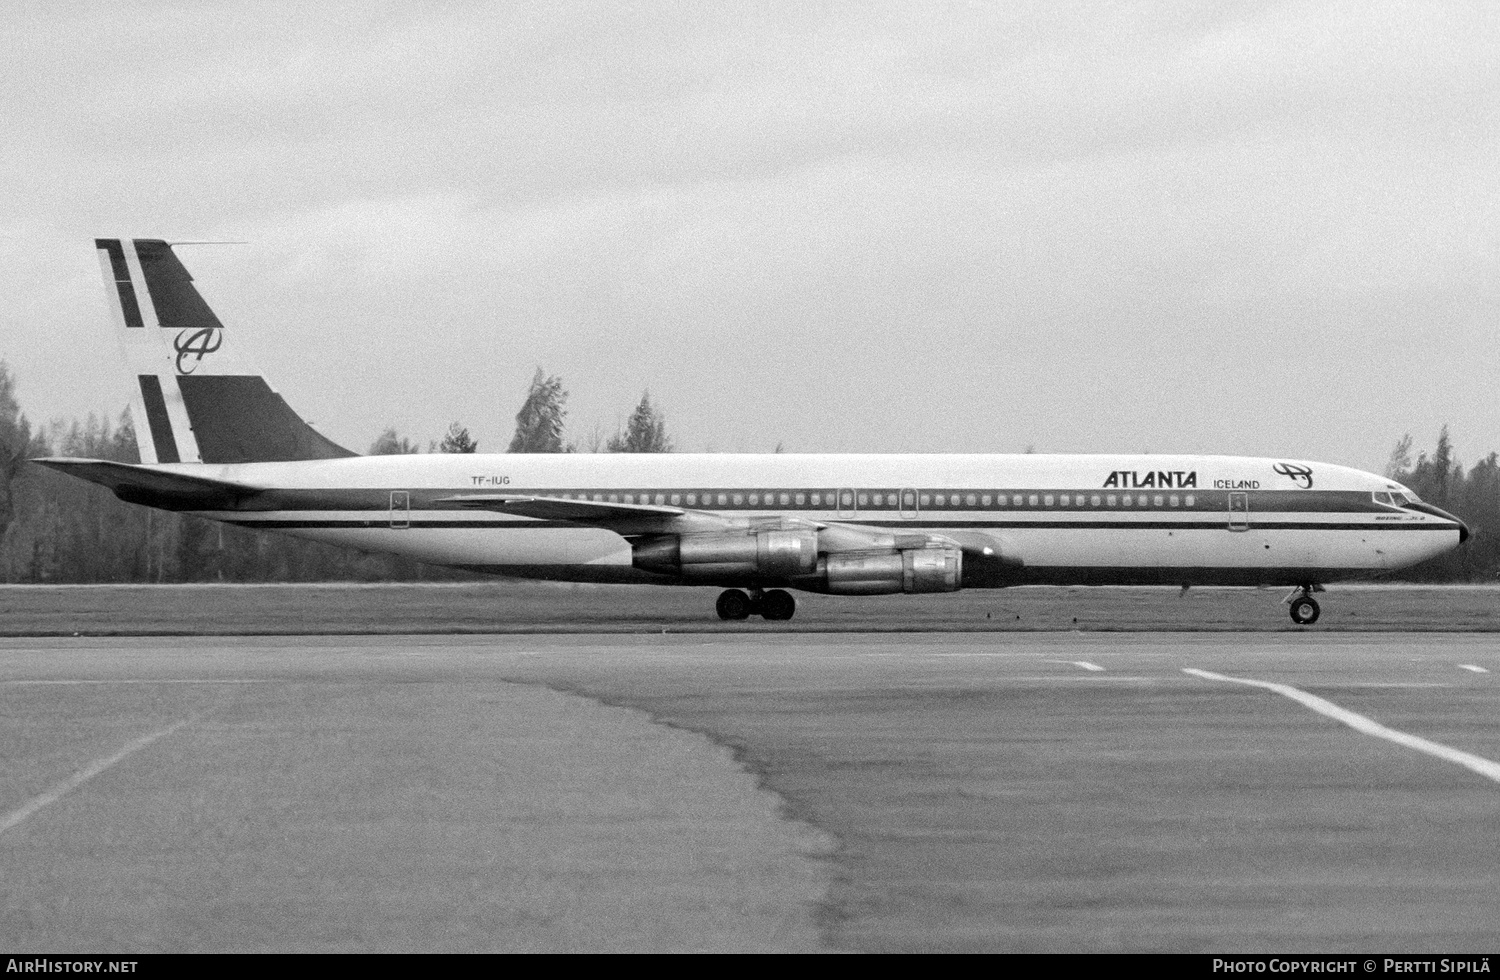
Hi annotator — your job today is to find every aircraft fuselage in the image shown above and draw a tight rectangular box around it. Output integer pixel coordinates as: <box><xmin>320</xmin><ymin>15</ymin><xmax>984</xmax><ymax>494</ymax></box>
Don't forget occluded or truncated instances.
<box><xmin>131</xmin><ymin>451</ymin><xmax>1463</xmax><ymax>589</ymax></box>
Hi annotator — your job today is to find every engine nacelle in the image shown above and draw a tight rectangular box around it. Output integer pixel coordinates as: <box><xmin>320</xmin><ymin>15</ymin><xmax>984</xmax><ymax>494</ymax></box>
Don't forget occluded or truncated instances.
<box><xmin>632</xmin><ymin>530</ymin><xmax>819</xmax><ymax>580</ymax></box>
<box><xmin>812</xmin><ymin>547</ymin><xmax>963</xmax><ymax>595</ymax></box>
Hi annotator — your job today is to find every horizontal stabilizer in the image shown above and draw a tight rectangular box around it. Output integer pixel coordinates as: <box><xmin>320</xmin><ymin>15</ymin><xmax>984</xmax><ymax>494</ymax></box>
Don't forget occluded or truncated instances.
<box><xmin>31</xmin><ymin>458</ymin><xmax>256</xmax><ymax>510</ymax></box>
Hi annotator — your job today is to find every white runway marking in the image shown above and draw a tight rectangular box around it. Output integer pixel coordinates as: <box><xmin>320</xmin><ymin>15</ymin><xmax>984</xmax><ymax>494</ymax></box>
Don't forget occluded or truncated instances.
<box><xmin>1183</xmin><ymin>669</ymin><xmax>1500</xmax><ymax>785</ymax></box>
<box><xmin>1044</xmin><ymin>659</ymin><xmax>1106</xmax><ymax>671</ymax></box>
<box><xmin>1459</xmin><ymin>664</ymin><xmax>1490</xmax><ymax>674</ymax></box>
<box><xmin>0</xmin><ymin>716</ymin><xmax>198</xmax><ymax>838</ymax></box>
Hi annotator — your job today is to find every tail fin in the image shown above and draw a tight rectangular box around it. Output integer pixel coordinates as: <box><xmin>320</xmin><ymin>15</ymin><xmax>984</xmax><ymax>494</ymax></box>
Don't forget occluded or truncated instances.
<box><xmin>95</xmin><ymin>238</ymin><xmax>355</xmax><ymax>464</ymax></box>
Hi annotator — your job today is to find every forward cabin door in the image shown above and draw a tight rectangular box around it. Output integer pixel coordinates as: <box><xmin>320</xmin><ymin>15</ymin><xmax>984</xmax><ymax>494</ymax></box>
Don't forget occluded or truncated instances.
<box><xmin>1227</xmin><ymin>492</ymin><xmax>1249</xmax><ymax>531</ymax></box>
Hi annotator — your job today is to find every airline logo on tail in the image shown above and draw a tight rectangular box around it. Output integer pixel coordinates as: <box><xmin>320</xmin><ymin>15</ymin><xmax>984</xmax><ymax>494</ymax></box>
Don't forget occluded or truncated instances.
<box><xmin>173</xmin><ymin>328</ymin><xmax>223</xmax><ymax>374</ymax></box>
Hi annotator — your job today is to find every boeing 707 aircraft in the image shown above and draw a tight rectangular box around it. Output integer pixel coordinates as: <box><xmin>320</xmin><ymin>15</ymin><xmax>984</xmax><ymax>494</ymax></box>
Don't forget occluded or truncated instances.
<box><xmin>36</xmin><ymin>239</ymin><xmax>1469</xmax><ymax>625</ymax></box>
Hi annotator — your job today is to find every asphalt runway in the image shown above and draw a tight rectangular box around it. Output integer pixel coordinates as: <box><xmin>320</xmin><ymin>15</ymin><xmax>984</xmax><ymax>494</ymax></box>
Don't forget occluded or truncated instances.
<box><xmin>2</xmin><ymin>631</ymin><xmax>1499</xmax><ymax>952</ymax></box>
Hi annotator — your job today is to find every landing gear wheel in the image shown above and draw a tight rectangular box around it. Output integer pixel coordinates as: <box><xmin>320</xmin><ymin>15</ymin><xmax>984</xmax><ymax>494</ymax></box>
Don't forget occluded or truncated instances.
<box><xmin>1289</xmin><ymin>595</ymin><xmax>1320</xmax><ymax>626</ymax></box>
<box><xmin>760</xmin><ymin>589</ymin><xmax>796</xmax><ymax>621</ymax></box>
<box><xmin>716</xmin><ymin>589</ymin><xmax>752</xmax><ymax>621</ymax></box>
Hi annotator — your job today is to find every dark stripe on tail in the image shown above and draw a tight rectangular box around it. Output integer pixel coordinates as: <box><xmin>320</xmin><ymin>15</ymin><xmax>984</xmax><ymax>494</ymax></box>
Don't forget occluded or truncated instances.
<box><xmin>137</xmin><ymin>375</ymin><xmax>180</xmax><ymax>463</ymax></box>
<box><xmin>177</xmin><ymin>375</ymin><xmax>356</xmax><ymax>463</ymax></box>
<box><xmin>131</xmin><ymin>239</ymin><xmax>224</xmax><ymax>331</ymax></box>
<box><xmin>96</xmin><ymin>239</ymin><xmax>144</xmax><ymax>329</ymax></box>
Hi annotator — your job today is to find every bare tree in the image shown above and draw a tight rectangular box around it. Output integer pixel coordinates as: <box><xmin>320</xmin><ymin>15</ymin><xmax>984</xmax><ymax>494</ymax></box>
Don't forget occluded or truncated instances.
<box><xmin>1385</xmin><ymin>432</ymin><xmax>1414</xmax><ymax>478</ymax></box>
<box><xmin>369</xmin><ymin>427</ymin><xmax>421</xmax><ymax>455</ymax></box>
<box><xmin>581</xmin><ymin>421</ymin><xmax>607</xmax><ymax>453</ymax></box>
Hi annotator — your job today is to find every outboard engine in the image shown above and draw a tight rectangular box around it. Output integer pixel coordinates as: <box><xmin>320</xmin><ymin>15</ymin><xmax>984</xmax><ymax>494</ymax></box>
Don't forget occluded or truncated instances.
<box><xmin>812</xmin><ymin>547</ymin><xmax>963</xmax><ymax>595</ymax></box>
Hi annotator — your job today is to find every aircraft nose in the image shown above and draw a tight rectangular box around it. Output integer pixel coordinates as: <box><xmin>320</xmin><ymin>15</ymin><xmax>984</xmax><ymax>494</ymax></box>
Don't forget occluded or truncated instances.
<box><xmin>1438</xmin><ymin>509</ymin><xmax>1471</xmax><ymax>544</ymax></box>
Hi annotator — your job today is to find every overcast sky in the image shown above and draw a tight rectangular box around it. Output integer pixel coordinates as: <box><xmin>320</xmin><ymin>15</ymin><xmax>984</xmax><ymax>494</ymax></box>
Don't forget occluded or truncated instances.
<box><xmin>2</xmin><ymin>0</ymin><xmax>1496</xmax><ymax>470</ymax></box>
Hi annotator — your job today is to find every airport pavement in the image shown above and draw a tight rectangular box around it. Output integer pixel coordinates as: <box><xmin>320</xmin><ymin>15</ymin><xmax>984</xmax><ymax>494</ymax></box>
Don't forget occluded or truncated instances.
<box><xmin>0</xmin><ymin>642</ymin><xmax>829</xmax><ymax>953</ymax></box>
<box><xmin>2</xmin><ymin>632</ymin><xmax>1498</xmax><ymax>952</ymax></box>
<box><xmin>1</xmin><ymin>582</ymin><xmax>1498</xmax><ymax>634</ymax></box>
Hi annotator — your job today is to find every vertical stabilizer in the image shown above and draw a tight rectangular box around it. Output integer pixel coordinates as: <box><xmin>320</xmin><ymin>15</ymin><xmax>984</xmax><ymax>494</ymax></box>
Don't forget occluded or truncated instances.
<box><xmin>94</xmin><ymin>239</ymin><xmax>355</xmax><ymax>464</ymax></box>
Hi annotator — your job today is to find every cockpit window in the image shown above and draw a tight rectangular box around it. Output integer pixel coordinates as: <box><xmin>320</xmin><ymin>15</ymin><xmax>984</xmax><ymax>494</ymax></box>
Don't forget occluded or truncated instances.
<box><xmin>1375</xmin><ymin>490</ymin><xmax>1421</xmax><ymax>507</ymax></box>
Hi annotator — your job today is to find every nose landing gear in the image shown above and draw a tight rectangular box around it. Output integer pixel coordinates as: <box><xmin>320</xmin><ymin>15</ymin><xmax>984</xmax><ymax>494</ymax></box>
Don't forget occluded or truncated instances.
<box><xmin>715</xmin><ymin>588</ymin><xmax>797</xmax><ymax>621</ymax></box>
<box><xmin>1285</xmin><ymin>584</ymin><xmax>1323</xmax><ymax>625</ymax></box>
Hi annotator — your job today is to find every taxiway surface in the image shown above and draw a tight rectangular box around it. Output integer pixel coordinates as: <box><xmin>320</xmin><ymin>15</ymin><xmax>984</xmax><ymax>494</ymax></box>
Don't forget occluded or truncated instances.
<box><xmin>2</xmin><ymin>632</ymin><xmax>1498</xmax><ymax>952</ymax></box>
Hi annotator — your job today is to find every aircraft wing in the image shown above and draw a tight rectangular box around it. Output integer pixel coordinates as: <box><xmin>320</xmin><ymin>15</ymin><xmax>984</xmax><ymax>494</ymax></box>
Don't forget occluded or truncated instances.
<box><xmin>437</xmin><ymin>492</ymin><xmax>748</xmax><ymax>534</ymax></box>
<box><xmin>437</xmin><ymin>493</ymin><xmax>1012</xmax><ymax>570</ymax></box>
<box><xmin>31</xmin><ymin>458</ymin><xmax>256</xmax><ymax>509</ymax></box>
<box><xmin>440</xmin><ymin>493</ymin><xmax>684</xmax><ymax>522</ymax></box>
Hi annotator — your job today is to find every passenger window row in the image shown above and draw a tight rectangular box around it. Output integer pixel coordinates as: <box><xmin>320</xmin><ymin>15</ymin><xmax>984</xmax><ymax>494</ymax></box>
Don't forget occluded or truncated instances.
<box><xmin>540</xmin><ymin>490</ymin><xmax>1200</xmax><ymax>509</ymax></box>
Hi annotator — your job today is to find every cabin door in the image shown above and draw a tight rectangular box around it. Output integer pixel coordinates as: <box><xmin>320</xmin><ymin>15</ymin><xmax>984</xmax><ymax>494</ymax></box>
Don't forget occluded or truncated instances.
<box><xmin>390</xmin><ymin>490</ymin><xmax>410</xmax><ymax>529</ymax></box>
<box><xmin>899</xmin><ymin>488</ymin><xmax>918</xmax><ymax>519</ymax></box>
<box><xmin>1227</xmin><ymin>492</ymin><xmax>1249</xmax><ymax>531</ymax></box>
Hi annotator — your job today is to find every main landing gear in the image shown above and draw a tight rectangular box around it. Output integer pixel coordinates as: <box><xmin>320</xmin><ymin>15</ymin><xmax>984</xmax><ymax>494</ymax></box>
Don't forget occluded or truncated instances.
<box><xmin>1285</xmin><ymin>584</ymin><xmax>1323</xmax><ymax>626</ymax></box>
<box><xmin>716</xmin><ymin>588</ymin><xmax>796</xmax><ymax>622</ymax></box>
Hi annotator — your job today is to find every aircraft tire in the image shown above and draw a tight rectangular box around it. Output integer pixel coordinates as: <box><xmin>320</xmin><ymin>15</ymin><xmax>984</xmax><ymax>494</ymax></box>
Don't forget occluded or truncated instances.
<box><xmin>1289</xmin><ymin>595</ymin><xmax>1320</xmax><ymax>626</ymax></box>
<box><xmin>760</xmin><ymin>589</ymin><xmax>796</xmax><ymax>621</ymax></box>
<box><xmin>716</xmin><ymin>589</ymin><xmax>752</xmax><ymax>621</ymax></box>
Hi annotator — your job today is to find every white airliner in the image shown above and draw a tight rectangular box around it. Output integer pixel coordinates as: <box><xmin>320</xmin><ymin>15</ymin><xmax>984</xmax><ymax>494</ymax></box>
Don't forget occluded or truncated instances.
<box><xmin>37</xmin><ymin>239</ymin><xmax>1469</xmax><ymax>625</ymax></box>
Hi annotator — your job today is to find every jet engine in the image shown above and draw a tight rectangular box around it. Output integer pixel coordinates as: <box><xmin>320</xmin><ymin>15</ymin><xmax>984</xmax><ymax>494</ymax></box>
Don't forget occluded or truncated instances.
<box><xmin>632</xmin><ymin>529</ymin><xmax>963</xmax><ymax>594</ymax></box>
<box><xmin>812</xmin><ymin>547</ymin><xmax>963</xmax><ymax>595</ymax></box>
<box><xmin>632</xmin><ymin>530</ymin><xmax>819</xmax><ymax>580</ymax></box>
